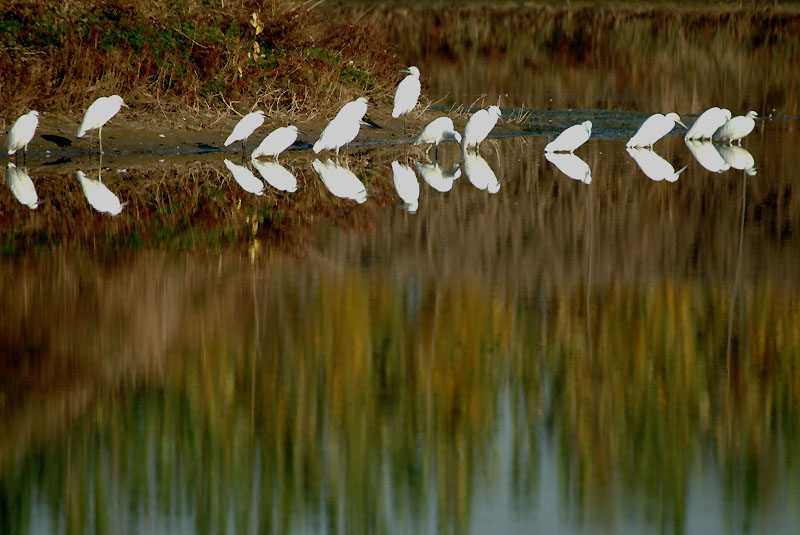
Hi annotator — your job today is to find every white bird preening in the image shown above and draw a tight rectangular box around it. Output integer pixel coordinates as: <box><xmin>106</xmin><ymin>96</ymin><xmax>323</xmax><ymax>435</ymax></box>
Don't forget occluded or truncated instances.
<box><xmin>251</xmin><ymin>159</ymin><xmax>298</xmax><ymax>192</ymax></box>
<box><xmin>463</xmin><ymin>105</ymin><xmax>503</xmax><ymax>151</ymax></box>
<box><xmin>224</xmin><ymin>110</ymin><xmax>266</xmax><ymax>152</ymax></box>
<box><xmin>545</xmin><ymin>152</ymin><xmax>592</xmax><ymax>184</ymax></box>
<box><xmin>251</xmin><ymin>125</ymin><xmax>300</xmax><ymax>161</ymax></box>
<box><xmin>545</xmin><ymin>121</ymin><xmax>592</xmax><ymax>153</ymax></box>
<box><xmin>626</xmin><ymin>148</ymin><xmax>687</xmax><ymax>183</ymax></box>
<box><xmin>391</xmin><ymin>161</ymin><xmax>420</xmax><ymax>213</ymax></box>
<box><xmin>223</xmin><ymin>159</ymin><xmax>265</xmax><ymax>195</ymax></box>
<box><xmin>7</xmin><ymin>111</ymin><xmax>40</xmax><ymax>162</ymax></box>
<box><xmin>7</xmin><ymin>163</ymin><xmax>44</xmax><ymax>209</ymax></box>
<box><xmin>684</xmin><ymin>107</ymin><xmax>731</xmax><ymax>140</ymax></box>
<box><xmin>413</xmin><ymin>117</ymin><xmax>462</xmax><ymax>159</ymax></box>
<box><xmin>313</xmin><ymin>97</ymin><xmax>370</xmax><ymax>158</ymax></box>
<box><xmin>413</xmin><ymin>161</ymin><xmax>461</xmax><ymax>193</ymax></box>
<box><xmin>76</xmin><ymin>170</ymin><xmax>125</xmax><ymax>215</ymax></box>
<box><xmin>685</xmin><ymin>139</ymin><xmax>730</xmax><ymax>173</ymax></box>
<box><xmin>77</xmin><ymin>95</ymin><xmax>128</xmax><ymax>154</ymax></box>
<box><xmin>626</xmin><ymin>112</ymin><xmax>687</xmax><ymax>148</ymax></box>
<box><xmin>312</xmin><ymin>159</ymin><xmax>367</xmax><ymax>203</ymax></box>
<box><xmin>392</xmin><ymin>66</ymin><xmax>421</xmax><ymax>135</ymax></box>
<box><xmin>715</xmin><ymin>111</ymin><xmax>758</xmax><ymax>145</ymax></box>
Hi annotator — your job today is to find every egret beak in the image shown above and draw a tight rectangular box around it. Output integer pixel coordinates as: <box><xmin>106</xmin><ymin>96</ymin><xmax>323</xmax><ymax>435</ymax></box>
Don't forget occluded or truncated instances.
<box><xmin>676</xmin><ymin>119</ymin><xmax>688</xmax><ymax>129</ymax></box>
<box><xmin>398</xmin><ymin>69</ymin><xmax>411</xmax><ymax>74</ymax></box>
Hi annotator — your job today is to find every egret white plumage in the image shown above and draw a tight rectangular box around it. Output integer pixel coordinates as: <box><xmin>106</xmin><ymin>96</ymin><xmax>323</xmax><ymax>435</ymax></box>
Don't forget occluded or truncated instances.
<box><xmin>313</xmin><ymin>97</ymin><xmax>370</xmax><ymax>157</ymax></box>
<box><xmin>545</xmin><ymin>152</ymin><xmax>592</xmax><ymax>184</ymax></box>
<box><xmin>717</xmin><ymin>145</ymin><xmax>757</xmax><ymax>175</ymax></box>
<box><xmin>462</xmin><ymin>106</ymin><xmax>502</xmax><ymax>151</ymax></box>
<box><xmin>7</xmin><ymin>111</ymin><xmax>40</xmax><ymax>161</ymax></box>
<box><xmin>626</xmin><ymin>112</ymin><xmax>687</xmax><ymax>148</ymax></box>
<box><xmin>251</xmin><ymin>125</ymin><xmax>300</xmax><ymax>160</ymax></box>
<box><xmin>685</xmin><ymin>139</ymin><xmax>729</xmax><ymax>173</ymax></box>
<box><xmin>76</xmin><ymin>170</ymin><xmax>125</xmax><ymax>215</ymax></box>
<box><xmin>251</xmin><ymin>159</ymin><xmax>298</xmax><ymax>192</ymax></box>
<box><xmin>413</xmin><ymin>117</ymin><xmax>462</xmax><ymax>158</ymax></box>
<box><xmin>715</xmin><ymin>111</ymin><xmax>758</xmax><ymax>144</ymax></box>
<box><xmin>463</xmin><ymin>150</ymin><xmax>501</xmax><ymax>193</ymax></box>
<box><xmin>7</xmin><ymin>163</ymin><xmax>43</xmax><ymax>209</ymax></box>
<box><xmin>391</xmin><ymin>161</ymin><xmax>420</xmax><ymax>213</ymax></box>
<box><xmin>224</xmin><ymin>159</ymin><xmax>265</xmax><ymax>195</ymax></box>
<box><xmin>684</xmin><ymin>107</ymin><xmax>731</xmax><ymax>140</ymax></box>
<box><xmin>626</xmin><ymin>148</ymin><xmax>687</xmax><ymax>183</ymax></box>
<box><xmin>545</xmin><ymin>121</ymin><xmax>592</xmax><ymax>153</ymax></box>
<box><xmin>312</xmin><ymin>159</ymin><xmax>367</xmax><ymax>203</ymax></box>
<box><xmin>224</xmin><ymin>110</ymin><xmax>266</xmax><ymax>151</ymax></box>
<box><xmin>392</xmin><ymin>66</ymin><xmax>421</xmax><ymax>135</ymax></box>
<box><xmin>77</xmin><ymin>95</ymin><xmax>128</xmax><ymax>154</ymax></box>
<box><xmin>414</xmin><ymin>161</ymin><xmax>461</xmax><ymax>193</ymax></box>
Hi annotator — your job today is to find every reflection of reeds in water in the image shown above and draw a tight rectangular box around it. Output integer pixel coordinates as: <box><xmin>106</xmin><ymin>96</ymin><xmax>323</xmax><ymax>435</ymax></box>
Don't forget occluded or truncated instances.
<box><xmin>2</xmin><ymin>130</ymin><xmax>800</xmax><ymax>532</ymax></box>
<box><xmin>355</xmin><ymin>5</ymin><xmax>800</xmax><ymax>114</ymax></box>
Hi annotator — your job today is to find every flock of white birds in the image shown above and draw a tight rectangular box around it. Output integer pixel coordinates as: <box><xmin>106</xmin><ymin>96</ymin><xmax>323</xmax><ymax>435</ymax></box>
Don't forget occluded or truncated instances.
<box><xmin>5</xmin><ymin>66</ymin><xmax>759</xmax><ymax>215</ymax></box>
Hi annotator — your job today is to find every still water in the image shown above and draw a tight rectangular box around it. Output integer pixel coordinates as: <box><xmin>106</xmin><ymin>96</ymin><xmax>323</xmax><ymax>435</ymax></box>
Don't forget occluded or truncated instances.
<box><xmin>4</xmin><ymin>6</ymin><xmax>800</xmax><ymax>535</ymax></box>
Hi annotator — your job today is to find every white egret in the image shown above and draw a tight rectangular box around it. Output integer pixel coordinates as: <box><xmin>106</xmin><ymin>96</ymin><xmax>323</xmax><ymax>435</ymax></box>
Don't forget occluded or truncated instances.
<box><xmin>76</xmin><ymin>170</ymin><xmax>125</xmax><ymax>215</ymax></box>
<box><xmin>413</xmin><ymin>117</ymin><xmax>462</xmax><ymax>158</ymax></box>
<box><xmin>313</xmin><ymin>97</ymin><xmax>370</xmax><ymax>157</ymax></box>
<box><xmin>7</xmin><ymin>163</ymin><xmax>43</xmax><ymax>209</ymax></box>
<box><xmin>626</xmin><ymin>112</ymin><xmax>687</xmax><ymax>148</ymax></box>
<box><xmin>462</xmin><ymin>106</ymin><xmax>502</xmax><ymax>151</ymax></box>
<box><xmin>545</xmin><ymin>152</ymin><xmax>592</xmax><ymax>184</ymax></box>
<box><xmin>463</xmin><ymin>150</ymin><xmax>501</xmax><ymax>193</ymax></box>
<box><xmin>312</xmin><ymin>159</ymin><xmax>367</xmax><ymax>203</ymax></box>
<box><xmin>544</xmin><ymin>120</ymin><xmax>592</xmax><ymax>153</ymax></box>
<box><xmin>250</xmin><ymin>125</ymin><xmax>300</xmax><ymax>161</ymax></box>
<box><xmin>251</xmin><ymin>159</ymin><xmax>298</xmax><ymax>192</ymax></box>
<box><xmin>717</xmin><ymin>145</ymin><xmax>757</xmax><ymax>175</ymax></box>
<box><xmin>392</xmin><ymin>66</ymin><xmax>421</xmax><ymax>135</ymax></box>
<box><xmin>626</xmin><ymin>148</ymin><xmax>687</xmax><ymax>183</ymax></box>
<box><xmin>715</xmin><ymin>111</ymin><xmax>758</xmax><ymax>144</ymax></box>
<box><xmin>685</xmin><ymin>139</ymin><xmax>729</xmax><ymax>173</ymax></box>
<box><xmin>7</xmin><ymin>111</ymin><xmax>40</xmax><ymax>161</ymax></box>
<box><xmin>223</xmin><ymin>159</ymin><xmax>265</xmax><ymax>195</ymax></box>
<box><xmin>684</xmin><ymin>107</ymin><xmax>731</xmax><ymax>140</ymax></box>
<box><xmin>391</xmin><ymin>161</ymin><xmax>420</xmax><ymax>213</ymax></box>
<box><xmin>77</xmin><ymin>95</ymin><xmax>128</xmax><ymax>154</ymax></box>
<box><xmin>413</xmin><ymin>161</ymin><xmax>461</xmax><ymax>193</ymax></box>
<box><xmin>224</xmin><ymin>110</ymin><xmax>266</xmax><ymax>151</ymax></box>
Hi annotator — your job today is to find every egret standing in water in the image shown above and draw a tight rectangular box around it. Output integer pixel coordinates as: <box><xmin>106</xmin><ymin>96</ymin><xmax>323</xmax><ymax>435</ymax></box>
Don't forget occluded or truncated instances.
<box><xmin>413</xmin><ymin>117</ymin><xmax>462</xmax><ymax>158</ymax></box>
<box><xmin>684</xmin><ymin>107</ymin><xmax>731</xmax><ymax>140</ymax></box>
<box><xmin>626</xmin><ymin>112</ymin><xmax>687</xmax><ymax>148</ymax></box>
<box><xmin>462</xmin><ymin>106</ymin><xmax>502</xmax><ymax>151</ymax></box>
<box><xmin>313</xmin><ymin>97</ymin><xmax>370</xmax><ymax>158</ymax></box>
<box><xmin>224</xmin><ymin>110</ymin><xmax>266</xmax><ymax>152</ymax></box>
<box><xmin>7</xmin><ymin>111</ymin><xmax>40</xmax><ymax>163</ymax></box>
<box><xmin>545</xmin><ymin>121</ymin><xmax>592</xmax><ymax>153</ymax></box>
<box><xmin>251</xmin><ymin>125</ymin><xmax>301</xmax><ymax>161</ymax></box>
<box><xmin>392</xmin><ymin>66</ymin><xmax>421</xmax><ymax>135</ymax></box>
<box><xmin>77</xmin><ymin>95</ymin><xmax>128</xmax><ymax>154</ymax></box>
<box><xmin>715</xmin><ymin>111</ymin><xmax>758</xmax><ymax>145</ymax></box>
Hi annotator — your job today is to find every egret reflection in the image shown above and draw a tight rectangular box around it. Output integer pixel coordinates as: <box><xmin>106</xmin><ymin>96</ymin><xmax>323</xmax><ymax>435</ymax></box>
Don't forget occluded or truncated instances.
<box><xmin>717</xmin><ymin>144</ymin><xmax>758</xmax><ymax>175</ymax></box>
<box><xmin>6</xmin><ymin>162</ymin><xmax>43</xmax><ymax>209</ymax></box>
<box><xmin>413</xmin><ymin>161</ymin><xmax>461</xmax><ymax>193</ymax></box>
<box><xmin>626</xmin><ymin>147</ymin><xmax>687</xmax><ymax>182</ymax></box>
<box><xmin>312</xmin><ymin>158</ymin><xmax>367</xmax><ymax>204</ymax></box>
<box><xmin>391</xmin><ymin>161</ymin><xmax>420</xmax><ymax>213</ymax></box>
<box><xmin>223</xmin><ymin>159</ymin><xmax>265</xmax><ymax>195</ymax></box>
<box><xmin>685</xmin><ymin>139</ymin><xmax>730</xmax><ymax>173</ymax></box>
<box><xmin>76</xmin><ymin>169</ymin><xmax>125</xmax><ymax>215</ymax></box>
<box><xmin>462</xmin><ymin>150</ymin><xmax>501</xmax><ymax>193</ymax></box>
<box><xmin>251</xmin><ymin>159</ymin><xmax>299</xmax><ymax>193</ymax></box>
<box><xmin>545</xmin><ymin>152</ymin><xmax>592</xmax><ymax>184</ymax></box>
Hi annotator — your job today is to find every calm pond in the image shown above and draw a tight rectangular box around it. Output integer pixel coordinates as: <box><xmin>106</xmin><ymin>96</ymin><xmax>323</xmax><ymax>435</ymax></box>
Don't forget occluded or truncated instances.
<box><xmin>2</xmin><ymin>5</ymin><xmax>800</xmax><ymax>535</ymax></box>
